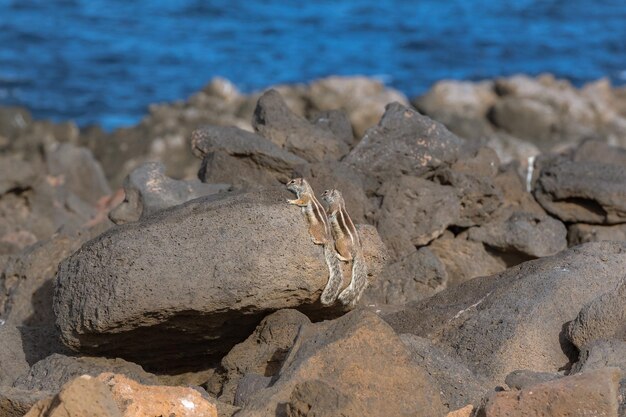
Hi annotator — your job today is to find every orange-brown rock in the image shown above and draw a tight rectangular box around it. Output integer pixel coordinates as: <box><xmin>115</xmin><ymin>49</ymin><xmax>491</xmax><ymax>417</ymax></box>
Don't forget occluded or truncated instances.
<box><xmin>96</xmin><ymin>373</ymin><xmax>218</xmax><ymax>417</ymax></box>
<box><xmin>445</xmin><ymin>405</ymin><xmax>474</xmax><ymax>417</ymax></box>
<box><xmin>482</xmin><ymin>367</ymin><xmax>623</xmax><ymax>417</ymax></box>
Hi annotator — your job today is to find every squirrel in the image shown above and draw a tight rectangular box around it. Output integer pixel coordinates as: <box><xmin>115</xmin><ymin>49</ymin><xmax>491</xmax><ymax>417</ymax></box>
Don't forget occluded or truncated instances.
<box><xmin>286</xmin><ymin>178</ymin><xmax>343</xmax><ymax>305</ymax></box>
<box><xmin>321</xmin><ymin>189</ymin><xmax>368</xmax><ymax>307</ymax></box>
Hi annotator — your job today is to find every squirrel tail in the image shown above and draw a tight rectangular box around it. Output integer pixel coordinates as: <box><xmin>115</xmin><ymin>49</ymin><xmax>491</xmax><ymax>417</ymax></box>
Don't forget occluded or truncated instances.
<box><xmin>338</xmin><ymin>250</ymin><xmax>368</xmax><ymax>307</ymax></box>
<box><xmin>320</xmin><ymin>244</ymin><xmax>344</xmax><ymax>305</ymax></box>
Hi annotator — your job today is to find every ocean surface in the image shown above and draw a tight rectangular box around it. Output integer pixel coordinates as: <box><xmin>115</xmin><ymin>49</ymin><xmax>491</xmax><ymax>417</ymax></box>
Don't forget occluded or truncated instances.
<box><xmin>1</xmin><ymin>0</ymin><xmax>625</xmax><ymax>130</ymax></box>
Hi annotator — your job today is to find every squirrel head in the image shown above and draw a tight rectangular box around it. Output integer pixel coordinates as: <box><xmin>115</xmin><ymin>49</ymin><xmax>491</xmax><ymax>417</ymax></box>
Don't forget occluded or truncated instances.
<box><xmin>286</xmin><ymin>178</ymin><xmax>310</xmax><ymax>194</ymax></box>
<box><xmin>321</xmin><ymin>189</ymin><xmax>344</xmax><ymax>211</ymax></box>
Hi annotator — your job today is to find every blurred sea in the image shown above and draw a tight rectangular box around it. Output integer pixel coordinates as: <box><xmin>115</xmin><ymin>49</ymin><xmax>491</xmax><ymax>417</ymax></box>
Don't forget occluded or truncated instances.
<box><xmin>1</xmin><ymin>0</ymin><xmax>625</xmax><ymax>130</ymax></box>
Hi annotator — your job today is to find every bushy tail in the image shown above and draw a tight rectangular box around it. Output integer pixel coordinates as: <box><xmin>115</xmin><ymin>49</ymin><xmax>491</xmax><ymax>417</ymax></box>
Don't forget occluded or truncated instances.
<box><xmin>320</xmin><ymin>244</ymin><xmax>344</xmax><ymax>305</ymax></box>
<box><xmin>338</xmin><ymin>250</ymin><xmax>368</xmax><ymax>307</ymax></box>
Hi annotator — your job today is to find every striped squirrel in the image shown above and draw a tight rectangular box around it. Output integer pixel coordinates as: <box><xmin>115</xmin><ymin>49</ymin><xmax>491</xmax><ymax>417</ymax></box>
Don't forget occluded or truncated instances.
<box><xmin>286</xmin><ymin>178</ymin><xmax>343</xmax><ymax>305</ymax></box>
<box><xmin>321</xmin><ymin>189</ymin><xmax>368</xmax><ymax>307</ymax></box>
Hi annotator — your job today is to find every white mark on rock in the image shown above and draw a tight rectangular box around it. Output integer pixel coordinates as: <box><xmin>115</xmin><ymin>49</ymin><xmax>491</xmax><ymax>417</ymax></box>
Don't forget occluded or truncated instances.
<box><xmin>526</xmin><ymin>155</ymin><xmax>536</xmax><ymax>192</ymax></box>
<box><xmin>0</xmin><ymin>319</ymin><xmax>4</xmax><ymax>326</ymax></box>
<box><xmin>181</xmin><ymin>398</ymin><xmax>195</xmax><ymax>410</ymax></box>
<box><xmin>453</xmin><ymin>291</ymin><xmax>493</xmax><ymax>320</ymax></box>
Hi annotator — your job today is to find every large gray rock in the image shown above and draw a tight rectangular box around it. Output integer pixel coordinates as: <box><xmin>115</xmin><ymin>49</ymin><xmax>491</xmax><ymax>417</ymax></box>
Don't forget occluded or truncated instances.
<box><xmin>568</xmin><ymin>223</ymin><xmax>626</xmax><ymax>246</ymax></box>
<box><xmin>571</xmin><ymin>340</ymin><xmax>626</xmax><ymax>375</ymax></box>
<box><xmin>344</xmin><ymin>103</ymin><xmax>464</xmax><ymax>192</ymax></box>
<box><xmin>377</xmin><ymin>176</ymin><xmax>461</xmax><ymax>257</ymax></box>
<box><xmin>566</xmin><ymin>277</ymin><xmax>626</xmax><ymax>349</ymax></box>
<box><xmin>191</xmin><ymin>125</ymin><xmax>307</xmax><ymax>187</ymax></box>
<box><xmin>109</xmin><ymin>161</ymin><xmax>229</xmax><ymax>224</ymax></box>
<box><xmin>13</xmin><ymin>354</ymin><xmax>158</xmax><ymax>394</ymax></box>
<box><xmin>468</xmin><ymin>210</ymin><xmax>568</xmax><ymax>258</ymax></box>
<box><xmin>53</xmin><ymin>188</ymin><xmax>385</xmax><ymax>371</ymax></box>
<box><xmin>384</xmin><ymin>242</ymin><xmax>626</xmax><ymax>386</ymax></box>
<box><xmin>534</xmin><ymin>159</ymin><xmax>626</xmax><ymax>224</ymax></box>
<box><xmin>252</xmin><ymin>89</ymin><xmax>349</xmax><ymax>162</ymax></box>
<box><xmin>238</xmin><ymin>310</ymin><xmax>444</xmax><ymax>417</ymax></box>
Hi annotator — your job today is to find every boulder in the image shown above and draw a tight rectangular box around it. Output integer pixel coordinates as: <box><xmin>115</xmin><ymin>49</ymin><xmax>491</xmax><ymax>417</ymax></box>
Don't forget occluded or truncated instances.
<box><xmin>400</xmin><ymin>334</ymin><xmax>489</xmax><ymax>410</ymax></box>
<box><xmin>489</xmin><ymin>96</ymin><xmax>560</xmax><ymax>145</ymax></box>
<box><xmin>566</xmin><ymin>277</ymin><xmax>626</xmax><ymax>349</ymax></box>
<box><xmin>53</xmin><ymin>188</ymin><xmax>385</xmax><ymax>371</ymax></box>
<box><xmin>573</xmin><ymin>138</ymin><xmax>626</xmax><ymax>167</ymax></box>
<box><xmin>384</xmin><ymin>242</ymin><xmax>626</xmax><ymax>386</ymax></box>
<box><xmin>0</xmin><ymin>386</ymin><xmax>50</xmax><ymax>417</ymax></box>
<box><xmin>252</xmin><ymin>89</ymin><xmax>349</xmax><ymax>162</ymax></box>
<box><xmin>306</xmin><ymin>76</ymin><xmax>409</xmax><ymax>138</ymax></box>
<box><xmin>504</xmin><ymin>370</ymin><xmax>562</xmax><ymax>390</ymax></box>
<box><xmin>310</xmin><ymin>110</ymin><xmax>355</xmax><ymax>147</ymax></box>
<box><xmin>238</xmin><ymin>310</ymin><xmax>444</xmax><ymax>417</ymax></box>
<box><xmin>568</xmin><ymin>223</ymin><xmax>626</xmax><ymax>245</ymax></box>
<box><xmin>13</xmin><ymin>354</ymin><xmax>158</xmax><ymax>394</ymax></box>
<box><xmin>191</xmin><ymin>125</ymin><xmax>307</xmax><ymax>187</ymax></box>
<box><xmin>344</xmin><ymin>103</ymin><xmax>464</xmax><ymax>192</ymax></box>
<box><xmin>467</xmin><ymin>210</ymin><xmax>567</xmax><ymax>258</ymax></box>
<box><xmin>377</xmin><ymin>176</ymin><xmax>461</xmax><ymax>257</ymax></box>
<box><xmin>481</xmin><ymin>367</ymin><xmax>623</xmax><ymax>417</ymax></box>
<box><xmin>285</xmin><ymin>380</ymin><xmax>365</xmax><ymax>417</ymax></box>
<box><xmin>571</xmin><ymin>340</ymin><xmax>626</xmax><ymax>375</ymax></box>
<box><xmin>362</xmin><ymin>247</ymin><xmax>447</xmax><ymax>306</ymax></box>
<box><xmin>0</xmin><ymin>154</ymin><xmax>38</xmax><ymax>195</ymax></box>
<box><xmin>534</xmin><ymin>159</ymin><xmax>626</xmax><ymax>224</ymax></box>
<box><xmin>25</xmin><ymin>376</ymin><xmax>122</xmax><ymax>417</ymax></box>
<box><xmin>109</xmin><ymin>161</ymin><xmax>229</xmax><ymax>224</ymax></box>
<box><xmin>215</xmin><ymin>309</ymin><xmax>311</xmax><ymax>404</ymax></box>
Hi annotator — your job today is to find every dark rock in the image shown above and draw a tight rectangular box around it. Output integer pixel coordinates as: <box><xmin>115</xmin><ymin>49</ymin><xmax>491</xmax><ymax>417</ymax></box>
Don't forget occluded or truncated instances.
<box><xmin>431</xmin><ymin>167</ymin><xmax>503</xmax><ymax>227</ymax></box>
<box><xmin>191</xmin><ymin>125</ymin><xmax>307</xmax><ymax>186</ymax></box>
<box><xmin>493</xmin><ymin>164</ymin><xmax>547</xmax><ymax>216</ymax></box>
<box><xmin>377</xmin><ymin>176</ymin><xmax>461</xmax><ymax>257</ymax></box>
<box><xmin>53</xmin><ymin>188</ymin><xmax>385</xmax><ymax>371</ymax></box>
<box><xmin>252</xmin><ymin>89</ymin><xmax>349</xmax><ymax>162</ymax></box>
<box><xmin>450</xmin><ymin>146</ymin><xmax>500</xmax><ymax>178</ymax></box>
<box><xmin>362</xmin><ymin>247</ymin><xmax>447</xmax><ymax>306</ymax></box>
<box><xmin>573</xmin><ymin>138</ymin><xmax>626</xmax><ymax>167</ymax></box>
<box><xmin>233</xmin><ymin>374</ymin><xmax>272</xmax><ymax>408</ymax></box>
<box><xmin>468</xmin><ymin>210</ymin><xmax>567</xmax><ymax>258</ymax></box>
<box><xmin>384</xmin><ymin>242</ymin><xmax>626</xmax><ymax>386</ymax></box>
<box><xmin>571</xmin><ymin>339</ymin><xmax>626</xmax><ymax>375</ymax></box>
<box><xmin>489</xmin><ymin>96</ymin><xmax>560</xmax><ymax>145</ymax></box>
<box><xmin>428</xmin><ymin>231</ymin><xmax>506</xmax><ymax>286</ymax></box>
<box><xmin>0</xmin><ymin>387</ymin><xmax>50</xmax><ymax>417</ymax></box>
<box><xmin>216</xmin><ymin>309</ymin><xmax>311</xmax><ymax>404</ymax></box>
<box><xmin>504</xmin><ymin>370</ymin><xmax>562</xmax><ymax>390</ymax></box>
<box><xmin>566</xmin><ymin>278</ymin><xmax>626</xmax><ymax>349</ymax></box>
<box><xmin>45</xmin><ymin>143</ymin><xmax>111</xmax><ymax>206</ymax></box>
<box><xmin>482</xmin><ymin>367</ymin><xmax>623</xmax><ymax>417</ymax></box>
<box><xmin>344</xmin><ymin>103</ymin><xmax>464</xmax><ymax>192</ymax></box>
<box><xmin>400</xmin><ymin>334</ymin><xmax>489</xmax><ymax>410</ymax></box>
<box><xmin>0</xmin><ymin>154</ymin><xmax>38</xmax><ymax>195</ymax></box>
<box><xmin>109</xmin><ymin>161</ymin><xmax>229</xmax><ymax>224</ymax></box>
<box><xmin>568</xmin><ymin>223</ymin><xmax>626</xmax><ymax>246</ymax></box>
<box><xmin>285</xmin><ymin>380</ymin><xmax>365</xmax><ymax>417</ymax></box>
<box><xmin>534</xmin><ymin>159</ymin><xmax>626</xmax><ymax>224</ymax></box>
<box><xmin>310</xmin><ymin>110</ymin><xmax>355</xmax><ymax>147</ymax></box>
<box><xmin>238</xmin><ymin>310</ymin><xmax>444</xmax><ymax>417</ymax></box>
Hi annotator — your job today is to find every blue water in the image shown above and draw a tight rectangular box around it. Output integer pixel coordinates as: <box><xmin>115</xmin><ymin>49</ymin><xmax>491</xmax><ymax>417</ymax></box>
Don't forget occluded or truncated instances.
<box><xmin>1</xmin><ymin>0</ymin><xmax>625</xmax><ymax>130</ymax></box>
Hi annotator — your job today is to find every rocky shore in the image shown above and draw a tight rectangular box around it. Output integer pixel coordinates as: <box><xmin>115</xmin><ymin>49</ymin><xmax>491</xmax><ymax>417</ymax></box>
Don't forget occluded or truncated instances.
<box><xmin>1</xmin><ymin>74</ymin><xmax>625</xmax><ymax>416</ymax></box>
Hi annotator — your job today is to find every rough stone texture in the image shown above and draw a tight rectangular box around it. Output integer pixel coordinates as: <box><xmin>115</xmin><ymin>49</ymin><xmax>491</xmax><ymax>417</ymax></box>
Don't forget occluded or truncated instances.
<box><xmin>566</xmin><ymin>277</ymin><xmax>626</xmax><ymax>349</ymax></box>
<box><xmin>310</xmin><ymin>110</ymin><xmax>355</xmax><ymax>147</ymax></box>
<box><xmin>534</xmin><ymin>159</ymin><xmax>626</xmax><ymax>224</ymax></box>
<box><xmin>233</xmin><ymin>374</ymin><xmax>271</xmax><ymax>408</ymax></box>
<box><xmin>428</xmin><ymin>231</ymin><xmax>506</xmax><ymax>287</ymax></box>
<box><xmin>252</xmin><ymin>89</ymin><xmax>349</xmax><ymax>162</ymax></box>
<box><xmin>400</xmin><ymin>334</ymin><xmax>489</xmax><ymax>410</ymax></box>
<box><xmin>504</xmin><ymin>370</ymin><xmax>562</xmax><ymax>390</ymax></box>
<box><xmin>571</xmin><ymin>339</ymin><xmax>626</xmax><ymax>375</ymax></box>
<box><xmin>307</xmin><ymin>76</ymin><xmax>410</xmax><ymax>138</ymax></box>
<box><xmin>362</xmin><ymin>247</ymin><xmax>447</xmax><ymax>306</ymax></box>
<box><xmin>216</xmin><ymin>309</ymin><xmax>311</xmax><ymax>404</ymax></box>
<box><xmin>384</xmin><ymin>242</ymin><xmax>626</xmax><ymax>386</ymax></box>
<box><xmin>54</xmin><ymin>188</ymin><xmax>385</xmax><ymax>371</ymax></box>
<box><xmin>482</xmin><ymin>367</ymin><xmax>623</xmax><ymax>417</ymax></box>
<box><xmin>444</xmin><ymin>405</ymin><xmax>474</xmax><ymax>417</ymax></box>
<box><xmin>493</xmin><ymin>164</ymin><xmax>547</xmax><ymax>216</ymax></box>
<box><xmin>45</xmin><ymin>143</ymin><xmax>111</xmax><ymax>206</ymax></box>
<box><xmin>109</xmin><ymin>161</ymin><xmax>229</xmax><ymax>224</ymax></box>
<box><xmin>96</xmin><ymin>373</ymin><xmax>218</xmax><ymax>417</ymax></box>
<box><xmin>468</xmin><ymin>210</ymin><xmax>568</xmax><ymax>258</ymax></box>
<box><xmin>568</xmin><ymin>222</ymin><xmax>626</xmax><ymax>246</ymax></box>
<box><xmin>13</xmin><ymin>354</ymin><xmax>158</xmax><ymax>394</ymax></box>
<box><xmin>344</xmin><ymin>103</ymin><xmax>464</xmax><ymax>192</ymax></box>
<box><xmin>24</xmin><ymin>376</ymin><xmax>122</xmax><ymax>417</ymax></box>
<box><xmin>191</xmin><ymin>125</ymin><xmax>307</xmax><ymax>187</ymax></box>
<box><xmin>377</xmin><ymin>176</ymin><xmax>461</xmax><ymax>257</ymax></box>
<box><xmin>573</xmin><ymin>138</ymin><xmax>626</xmax><ymax>167</ymax></box>
<box><xmin>238</xmin><ymin>310</ymin><xmax>444</xmax><ymax>417</ymax></box>
<box><xmin>285</xmin><ymin>380</ymin><xmax>365</xmax><ymax>417</ymax></box>
<box><xmin>0</xmin><ymin>386</ymin><xmax>50</xmax><ymax>417</ymax></box>
<box><xmin>431</xmin><ymin>167</ymin><xmax>503</xmax><ymax>227</ymax></box>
